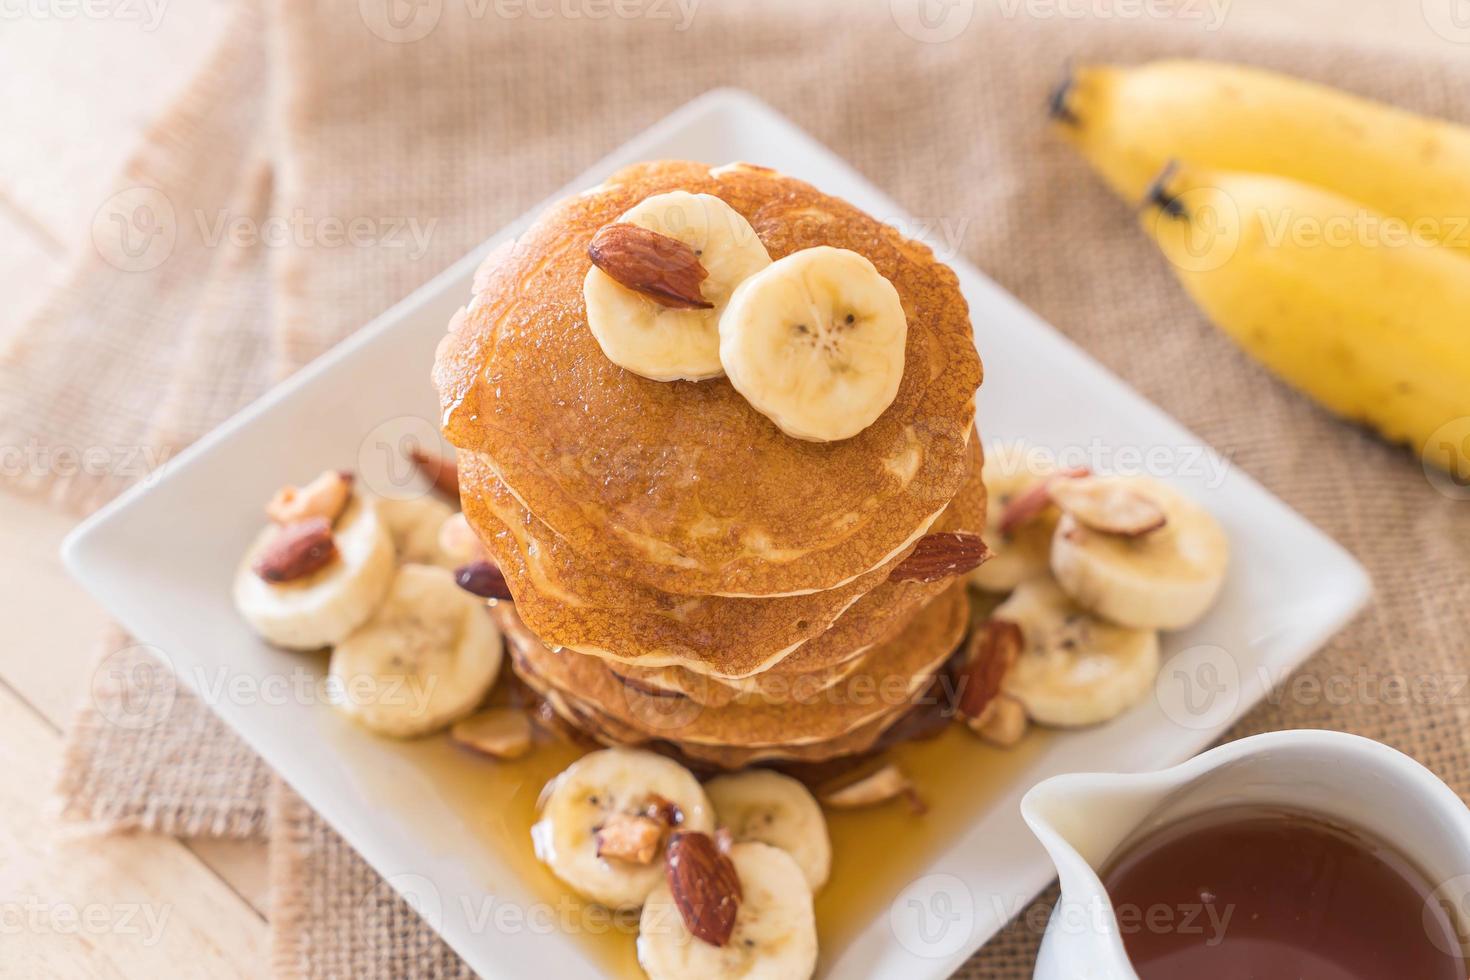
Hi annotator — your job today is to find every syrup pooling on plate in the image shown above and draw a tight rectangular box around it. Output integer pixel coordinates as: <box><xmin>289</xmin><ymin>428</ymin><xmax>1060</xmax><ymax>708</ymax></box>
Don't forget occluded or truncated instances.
<box><xmin>1101</xmin><ymin>805</ymin><xmax>1469</xmax><ymax>980</ymax></box>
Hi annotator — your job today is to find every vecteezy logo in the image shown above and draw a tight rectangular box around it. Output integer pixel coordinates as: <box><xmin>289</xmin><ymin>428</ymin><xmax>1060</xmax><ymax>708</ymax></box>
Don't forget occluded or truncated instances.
<box><xmin>357</xmin><ymin>414</ymin><xmax>445</xmax><ymax>501</ymax></box>
<box><xmin>92</xmin><ymin>187</ymin><xmax>176</xmax><ymax>272</ymax></box>
<box><xmin>1423</xmin><ymin>418</ymin><xmax>1470</xmax><ymax>501</ymax></box>
<box><xmin>359</xmin><ymin>0</ymin><xmax>443</xmax><ymax>43</ymax></box>
<box><xmin>1423</xmin><ymin>0</ymin><xmax>1470</xmax><ymax>43</ymax></box>
<box><xmin>90</xmin><ymin>643</ymin><xmax>177</xmax><ymax>731</ymax></box>
<box><xmin>889</xmin><ymin>873</ymin><xmax>975</xmax><ymax>959</ymax></box>
<box><xmin>1156</xmin><ymin>644</ymin><xmax>1240</xmax><ymax>731</ymax></box>
<box><xmin>889</xmin><ymin>0</ymin><xmax>976</xmax><ymax>43</ymax></box>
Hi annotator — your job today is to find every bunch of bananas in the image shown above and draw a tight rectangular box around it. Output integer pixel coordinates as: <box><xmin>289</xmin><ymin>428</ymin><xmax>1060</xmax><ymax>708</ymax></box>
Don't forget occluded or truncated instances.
<box><xmin>1053</xmin><ymin>60</ymin><xmax>1470</xmax><ymax>479</ymax></box>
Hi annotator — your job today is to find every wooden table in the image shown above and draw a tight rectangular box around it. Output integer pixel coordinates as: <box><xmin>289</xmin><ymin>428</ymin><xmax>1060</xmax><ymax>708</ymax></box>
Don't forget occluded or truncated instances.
<box><xmin>0</xmin><ymin>1</ymin><xmax>1447</xmax><ymax>975</ymax></box>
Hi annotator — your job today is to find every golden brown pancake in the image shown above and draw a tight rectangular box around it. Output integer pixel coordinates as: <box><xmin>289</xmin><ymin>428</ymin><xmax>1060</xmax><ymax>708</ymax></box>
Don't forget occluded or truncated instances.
<box><xmin>435</xmin><ymin>160</ymin><xmax>982</xmax><ymax>597</ymax></box>
<box><xmin>495</xmin><ymin>584</ymin><xmax>968</xmax><ymax>749</ymax></box>
<box><xmin>461</xmin><ymin>437</ymin><xmax>984</xmax><ymax>679</ymax></box>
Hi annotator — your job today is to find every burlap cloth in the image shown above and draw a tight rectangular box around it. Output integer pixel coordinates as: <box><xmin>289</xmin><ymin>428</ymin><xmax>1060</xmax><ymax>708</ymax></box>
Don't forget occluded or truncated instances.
<box><xmin>12</xmin><ymin>0</ymin><xmax>1469</xmax><ymax>975</ymax></box>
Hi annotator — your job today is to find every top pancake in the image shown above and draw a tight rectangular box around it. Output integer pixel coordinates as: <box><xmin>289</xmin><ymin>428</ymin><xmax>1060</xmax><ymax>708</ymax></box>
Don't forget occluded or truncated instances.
<box><xmin>434</xmin><ymin>160</ymin><xmax>982</xmax><ymax>597</ymax></box>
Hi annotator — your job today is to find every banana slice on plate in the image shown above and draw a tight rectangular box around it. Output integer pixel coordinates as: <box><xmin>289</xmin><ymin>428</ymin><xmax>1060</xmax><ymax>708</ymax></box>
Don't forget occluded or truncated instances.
<box><xmin>328</xmin><ymin>563</ymin><xmax>502</xmax><ymax>737</ymax></box>
<box><xmin>584</xmin><ymin>191</ymin><xmax>772</xmax><ymax>381</ymax></box>
<box><xmin>1049</xmin><ymin>475</ymin><xmax>1229</xmax><ymax>631</ymax></box>
<box><xmin>374</xmin><ymin>493</ymin><xmax>457</xmax><ymax>566</ymax></box>
<box><xmin>705</xmin><ymin>770</ymin><xmax>831</xmax><ymax>891</ymax></box>
<box><xmin>970</xmin><ymin>444</ymin><xmax>1067</xmax><ymax>593</ymax></box>
<box><xmin>233</xmin><ymin>495</ymin><xmax>396</xmax><ymax>650</ymax></box>
<box><xmin>997</xmin><ymin>578</ymin><xmax>1160</xmax><ymax>727</ymax></box>
<box><xmin>638</xmin><ymin>841</ymin><xmax>818</xmax><ymax>980</ymax></box>
<box><xmin>533</xmin><ymin>747</ymin><xmax>715</xmax><ymax>909</ymax></box>
<box><xmin>719</xmin><ymin>246</ymin><xmax>907</xmax><ymax>442</ymax></box>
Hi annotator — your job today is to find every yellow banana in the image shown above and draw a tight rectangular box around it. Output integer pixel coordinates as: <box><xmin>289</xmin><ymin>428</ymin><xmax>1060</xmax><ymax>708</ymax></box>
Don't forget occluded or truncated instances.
<box><xmin>1139</xmin><ymin>163</ymin><xmax>1470</xmax><ymax>472</ymax></box>
<box><xmin>1055</xmin><ymin>60</ymin><xmax>1470</xmax><ymax>255</ymax></box>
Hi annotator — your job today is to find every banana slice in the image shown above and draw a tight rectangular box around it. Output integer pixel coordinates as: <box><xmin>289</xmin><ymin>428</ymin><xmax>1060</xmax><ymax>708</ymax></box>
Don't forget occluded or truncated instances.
<box><xmin>705</xmin><ymin>770</ymin><xmax>831</xmax><ymax>891</ymax></box>
<box><xmin>328</xmin><ymin>563</ymin><xmax>502</xmax><ymax>737</ymax></box>
<box><xmin>233</xmin><ymin>495</ymin><xmax>395</xmax><ymax>650</ymax></box>
<box><xmin>584</xmin><ymin>191</ymin><xmax>772</xmax><ymax>381</ymax></box>
<box><xmin>1049</xmin><ymin>475</ymin><xmax>1229</xmax><ymax>631</ymax></box>
<box><xmin>719</xmin><ymin>246</ymin><xmax>907</xmax><ymax>442</ymax></box>
<box><xmin>532</xmin><ymin>747</ymin><xmax>715</xmax><ymax>909</ymax></box>
<box><xmin>997</xmin><ymin>578</ymin><xmax>1160</xmax><ymax>727</ymax></box>
<box><xmin>970</xmin><ymin>444</ymin><xmax>1063</xmax><ymax>593</ymax></box>
<box><xmin>638</xmin><ymin>841</ymin><xmax>817</xmax><ymax>980</ymax></box>
<box><xmin>374</xmin><ymin>493</ymin><xmax>457</xmax><ymax>566</ymax></box>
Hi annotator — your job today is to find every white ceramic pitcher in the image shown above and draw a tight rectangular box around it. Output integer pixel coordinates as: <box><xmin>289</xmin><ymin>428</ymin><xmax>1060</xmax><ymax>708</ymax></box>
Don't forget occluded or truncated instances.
<box><xmin>1021</xmin><ymin>730</ymin><xmax>1470</xmax><ymax>980</ymax></box>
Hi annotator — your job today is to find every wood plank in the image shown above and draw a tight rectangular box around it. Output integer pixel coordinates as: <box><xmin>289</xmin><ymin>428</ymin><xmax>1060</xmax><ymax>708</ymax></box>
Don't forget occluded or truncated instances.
<box><xmin>0</xmin><ymin>681</ymin><xmax>267</xmax><ymax>978</ymax></box>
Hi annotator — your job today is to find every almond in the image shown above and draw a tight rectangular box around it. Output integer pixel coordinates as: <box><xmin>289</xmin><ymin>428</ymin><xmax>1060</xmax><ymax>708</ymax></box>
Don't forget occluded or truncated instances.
<box><xmin>588</xmin><ymin>223</ymin><xmax>713</xmax><ymax>310</ymax></box>
<box><xmin>409</xmin><ymin>447</ymin><xmax>460</xmax><ymax>500</ymax></box>
<box><xmin>644</xmin><ymin>793</ymin><xmax>685</xmax><ymax>829</ymax></box>
<box><xmin>266</xmin><ymin>470</ymin><xmax>354</xmax><ymax>526</ymax></box>
<box><xmin>1049</xmin><ymin>477</ymin><xmax>1167</xmax><ymax>537</ymax></box>
<box><xmin>666</xmin><ymin>831</ymin><xmax>742</xmax><ymax>947</ymax></box>
<box><xmin>888</xmin><ymin>532</ymin><xmax>992</xmax><ymax>583</ymax></box>
<box><xmin>252</xmin><ymin>518</ymin><xmax>338</xmax><ymax>583</ymax></box>
<box><xmin>454</xmin><ymin>560</ymin><xmax>513</xmax><ymax>600</ymax></box>
<box><xmin>820</xmin><ymin>763</ymin><xmax>915</xmax><ymax>809</ymax></box>
<box><xmin>968</xmin><ymin>694</ymin><xmax>1028</xmax><ymax>748</ymax></box>
<box><xmin>996</xmin><ymin>466</ymin><xmax>1090</xmax><ymax>537</ymax></box>
<box><xmin>596</xmin><ymin>813</ymin><xmax>666</xmax><ymax>865</ymax></box>
<box><xmin>450</xmin><ymin>708</ymin><xmax>533</xmax><ymax>760</ymax></box>
<box><xmin>958</xmin><ymin>619</ymin><xmax>1022</xmax><ymax>720</ymax></box>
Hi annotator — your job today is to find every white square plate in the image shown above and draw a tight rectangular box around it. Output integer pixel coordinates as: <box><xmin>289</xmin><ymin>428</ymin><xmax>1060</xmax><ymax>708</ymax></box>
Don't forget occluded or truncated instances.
<box><xmin>64</xmin><ymin>89</ymin><xmax>1370</xmax><ymax>978</ymax></box>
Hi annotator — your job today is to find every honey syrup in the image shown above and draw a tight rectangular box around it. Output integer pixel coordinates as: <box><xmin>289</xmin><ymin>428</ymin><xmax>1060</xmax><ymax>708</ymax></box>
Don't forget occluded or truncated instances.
<box><xmin>330</xmin><ymin>706</ymin><xmax>1049</xmax><ymax>978</ymax></box>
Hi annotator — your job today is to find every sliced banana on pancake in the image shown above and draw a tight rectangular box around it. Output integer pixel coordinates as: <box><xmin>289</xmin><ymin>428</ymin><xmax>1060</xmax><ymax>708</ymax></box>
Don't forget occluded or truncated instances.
<box><xmin>970</xmin><ymin>445</ymin><xmax>1066</xmax><ymax>593</ymax></box>
<box><xmin>375</xmin><ymin>493</ymin><xmax>457</xmax><ymax>566</ymax></box>
<box><xmin>705</xmin><ymin>770</ymin><xmax>831</xmax><ymax>891</ymax></box>
<box><xmin>234</xmin><ymin>495</ymin><xmax>396</xmax><ymax>651</ymax></box>
<box><xmin>720</xmin><ymin>246</ymin><xmax>907</xmax><ymax>442</ymax></box>
<box><xmin>584</xmin><ymin>191</ymin><xmax>772</xmax><ymax>381</ymax></box>
<box><xmin>997</xmin><ymin>578</ymin><xmax>1160</xmax><ymax>727</ymax></box>
<box><xmin>1049</xmin><ymin>475</ymin><xmax>1229</xmax><ymax>631</ymax></box>
<box><xmin>638</xmin><ymin>841</ymin><xmax>818</xmax><ymax>980</ymax></box>
<box><xmin>532</xmin><ymin>747</ymin><xmax>715</xmax><ymax>909</ymax></box>
<box><xmin>328</xmin><ymin>563</ymin><xmax>502</xmax><ymax>737</ymax></box>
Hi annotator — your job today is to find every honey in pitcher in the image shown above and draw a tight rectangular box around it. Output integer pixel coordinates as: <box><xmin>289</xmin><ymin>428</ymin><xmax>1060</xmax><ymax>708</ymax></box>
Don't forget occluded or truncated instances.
<box><xmin>1101</xmin><ymin>805</ymin><xmax>1469</xmax><ymax>980</ymax></box>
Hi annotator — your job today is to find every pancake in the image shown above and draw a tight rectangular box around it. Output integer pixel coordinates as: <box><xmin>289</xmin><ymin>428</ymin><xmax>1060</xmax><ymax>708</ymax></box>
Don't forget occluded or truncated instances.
<box><xmin>517</xmin><ymin>642</ymin><xmax>963</xmax><ymax>770</ymax></box>
<box><xmin>435</xmin><ymin>160</ymin><xmax>982</xmax><ymax>598</ymax></box>
<box><xmin>496</xmin><ymin>584</ymin><xmax>968</xmax><ymax>749</ymax></box>
<box><xmin>460</xmin><ymin>437</ymin><xmax>985</xmax><ymax>679</ymax></box>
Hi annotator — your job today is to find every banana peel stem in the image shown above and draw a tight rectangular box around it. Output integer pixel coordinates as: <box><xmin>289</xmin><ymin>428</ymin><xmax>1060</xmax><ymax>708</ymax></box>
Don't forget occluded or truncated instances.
<box><xmin>1048</xmin><ymin>62</ymin><xmax>1079</xmax><ymax>125</ymax></box>
<box><xmin>1141</xmin><ymin>160</ymin><xmax>1187</xmax><ymax>220</ymax></box>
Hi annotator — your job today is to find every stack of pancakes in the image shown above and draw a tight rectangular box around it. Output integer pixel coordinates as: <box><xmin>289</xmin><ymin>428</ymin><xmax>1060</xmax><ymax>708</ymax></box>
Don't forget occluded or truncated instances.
<box><xmin>434</xmin><ymin>161</ymin><xmax>984</xmax><ymax>769</ymax></box>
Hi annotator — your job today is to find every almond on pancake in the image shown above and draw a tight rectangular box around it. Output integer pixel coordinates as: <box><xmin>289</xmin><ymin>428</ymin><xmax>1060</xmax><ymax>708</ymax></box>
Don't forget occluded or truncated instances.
<box><xmin>435</xmin><ymin>160</ymin><xmax>982</xmax><ymax>598</ymax></box>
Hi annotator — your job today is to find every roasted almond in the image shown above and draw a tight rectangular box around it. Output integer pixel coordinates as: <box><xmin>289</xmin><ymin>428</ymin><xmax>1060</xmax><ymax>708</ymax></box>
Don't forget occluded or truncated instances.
<box><xmin>596</xmin><ymin>813</ymin><xmax>665</xmax><ymax>865</ymax></box>
<box><xmin>820</xmin><ymin>763</ymin><xmax>915</xmax><ymax>810</ymax></box>
<box><xmin>888</xmin><ymin>532</ymin><xmax>992</xmax><ymax>583</ymax></box>
<box><xmin>968</xmin><ymin>694</ymin><xmax>1028</xmax><ymax>748</ymax></box>
<box><xmin>454</xmin><ymin>560</ymin><xmax>513</xmax><ymax>600</ymax></box>
<box><xmin>588</xmin><ymin>223</ymin><xmax>713</xmax><ymax>310</ymax></box>
<box><xmin>996</xmin><ymin>466</ymin><xmax>1090</xmax><ymax>537</ymax></box>
<box><xmin>1049</xmin><ymin>477</ymin><xmax>1167</xmax><ymax>537</ymax></box>
<box><xmin>266</xmin><ymin>469</ymin><xmax>354</xmax><ymax>526</ymax></box>
<box><xmin>253</xmin><ymin>518</ymin><xmax>338</xmax><ymax>583</ymax></box>
<box><xmin>409</xmin><ymin>447</ymin><xmax>460</xmax><ymax>500</ymax></box>
<box><xmin>958</xmin><ymin>619</ymin><xmax>1022</xmax><ymax>720</ymax></box>
<box><xmin>450</xmin><ymin>708</ymin><xmax>533</xmax><ymax>760</ymax></box>
<box><xmin>666</xmin><ymin>830</ymin><xmax>742</xmax><ymax>947</ymax></box>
